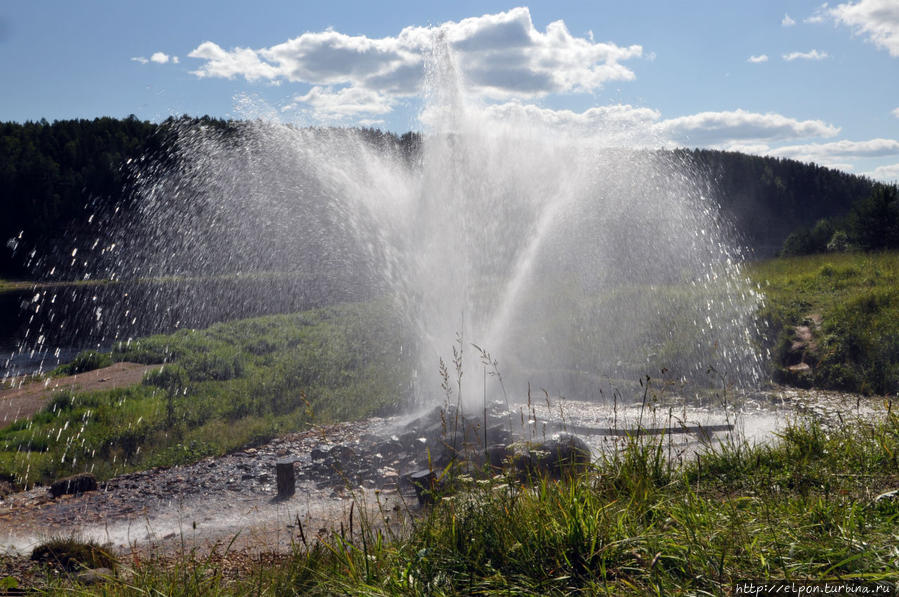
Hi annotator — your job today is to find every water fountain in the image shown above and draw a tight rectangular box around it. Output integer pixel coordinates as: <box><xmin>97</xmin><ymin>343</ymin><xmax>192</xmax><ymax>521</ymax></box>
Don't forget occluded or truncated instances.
<box><xmin>13</xmin><ymin>41</ymin><xmax>763</xmax><ymax>409</ymax></box>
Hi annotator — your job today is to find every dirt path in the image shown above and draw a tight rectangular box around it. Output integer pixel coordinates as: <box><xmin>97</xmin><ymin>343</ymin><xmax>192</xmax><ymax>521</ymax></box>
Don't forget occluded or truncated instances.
<box><xmin>0</xmin><ymin>362</ymin><xmax>162</xmax><ymax>425</ymax></box>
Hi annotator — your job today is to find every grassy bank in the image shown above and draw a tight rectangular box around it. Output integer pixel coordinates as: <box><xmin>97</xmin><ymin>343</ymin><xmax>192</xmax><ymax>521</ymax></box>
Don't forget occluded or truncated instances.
<box><xmin>0</xmin><ymin>301</ymin><xmax>412</xmax><ymax>487</ymax></box>
<box><xmin>23</xmin><ymin>410</ymin><xmax>899</xmax><ymax>595</ymax></box>
<box><xmin>748</xmin><ymin>251</ymin><xmax>899</xmax><ymax>395</ymax></box>
<box><xmin>4</xmin><ymin>251</ymin><xmax>898</xmax><ymax>487</ymax></box>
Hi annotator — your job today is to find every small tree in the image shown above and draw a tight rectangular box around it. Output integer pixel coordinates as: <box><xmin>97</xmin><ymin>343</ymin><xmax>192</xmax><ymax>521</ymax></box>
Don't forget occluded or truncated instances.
<box><xmin>826</xmin><ymin>229</ymin><xmax>851</xmax><ymax>252</ymax></box>
<box><xmin>143</xmin><ymin>364</ymin><xmax>189</xmax><ymax>427</ymax></box>
<box><xmin>849</xmin><ymin>185</ymin><xmax>899</xmax><ymax>251</ymax></box>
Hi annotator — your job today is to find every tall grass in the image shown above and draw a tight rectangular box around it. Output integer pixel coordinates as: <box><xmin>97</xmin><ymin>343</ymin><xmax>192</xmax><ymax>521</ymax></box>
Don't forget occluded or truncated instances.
<box><xmin>749</xmin><ymin>251</ymin><xmax>899</xmax><ymax>394</ymax></box>
<box><xmin>0</xmin><ymin>300</ymin><xmax>412</xmax><ymax>487</ymax></box>
<box><xmin>24</xmin><ymin>409</ymin><xmax>898</xmax><ymax>595</ymax></box>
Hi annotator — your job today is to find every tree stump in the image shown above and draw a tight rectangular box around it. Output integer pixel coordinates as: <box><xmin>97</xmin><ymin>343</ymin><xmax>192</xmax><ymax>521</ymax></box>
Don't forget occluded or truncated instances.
<box><xmin>49</xmin><ymin>472</ymin><xmax>98</xmax><ymax>498</ymax></box>
<box><xmin>276</xmin><ymin>459</ymin><xmax>296</xmax><ymax>500</ymax></box>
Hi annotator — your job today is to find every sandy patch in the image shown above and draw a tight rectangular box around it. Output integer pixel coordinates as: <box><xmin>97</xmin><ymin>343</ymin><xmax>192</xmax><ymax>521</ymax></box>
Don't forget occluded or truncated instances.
<box><xmin>0</xmin><ymin>362</ymin><xmax>162</xmax><ymax>425</ymax></box>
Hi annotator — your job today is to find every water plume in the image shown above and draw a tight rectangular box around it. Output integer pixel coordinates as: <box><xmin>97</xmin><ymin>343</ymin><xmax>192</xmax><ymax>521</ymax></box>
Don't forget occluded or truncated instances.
<box><xmin>16</xmin><ymin>41</ymin><xmax>764</xmax><ymax>406</ymax></box>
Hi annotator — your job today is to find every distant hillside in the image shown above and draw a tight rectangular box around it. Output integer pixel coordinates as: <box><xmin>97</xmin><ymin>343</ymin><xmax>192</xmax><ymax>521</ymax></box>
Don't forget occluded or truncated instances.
<box><xmin>0</xmin><ymin>117</ymin><xmax>162</xmax><ymax>278</ymax></box>
<box><xmin>0</xmin><ymin>118</ymin><xmax>875</xmax><ymax>278</ymax></box>
<box><xmin>675</xmin><ymin>148</ymin><xmax>876</xmax><ymax>256</ymax></box>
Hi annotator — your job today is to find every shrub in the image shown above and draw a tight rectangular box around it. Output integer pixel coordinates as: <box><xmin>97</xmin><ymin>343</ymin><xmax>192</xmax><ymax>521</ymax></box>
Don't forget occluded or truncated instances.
<box><xmin>827</xmin><ymin>230</ymin><xmax>850</xmax><ymax>252</ymax></box>
<box><xmin>31</xmin><ymin>536</ymin><xmax>116</xmax><ymax>572</ymax></box>
<box><xmin>143</xmin><ymin>364</ymin><xmax>190</xmax><ymax>393</ymax></box>
<box><xmin>53</xmin><ymin>350</ymin><xmax>112</xmax><ymax>376</ymax></box>
<box><xmin>183</xmin><ymin>349</ymin><xmax>247</xmax><ymax>382</ymax></box>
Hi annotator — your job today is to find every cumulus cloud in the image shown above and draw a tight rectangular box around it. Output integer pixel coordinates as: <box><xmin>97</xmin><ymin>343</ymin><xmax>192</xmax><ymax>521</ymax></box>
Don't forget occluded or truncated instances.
<box><xmin>782</xmin><ymin>13</ymin><xmax>797</xmax><ymax>26</ymax></box>
<box><xmin>804</xmin><ymin>4</ymin><xmax>829</xmax><ymax>24</ymax></box>
<box><xmin>893</xmin><ymin>107</ymin><xmax>899</xmax><ymax>118</ymax></box>
<box><xmin>190</xmin><ymin>41</ymin><xmax>282</xmax><ymax>81</ymax></box>
<box><xmin>782</xmin><ymin>49</ymin><xmax>829</xmax><ymax>60</ymax></box>
<box><xmin>830</xmin><ymin>0</ymin><xmax>899</xmax><ymax>56</ymax></box>
<box><xmin>187</xmin><ymin>7</ymin><xmax>643</xmax><ymax>119</ymax></box>
<box><xmin>132</xmin><ymin>52</ymin><xmax>179</xmax><ymax>65</ymax></box>
<box><xmin>287</xmin><ymin>86</ymin><xmax>394</xmax><ymax>120</ymax></box>
<box><xmin>478</xmin><ymin>102</ymin><xmax>660</xmax><ymax>140</ymax></box>
<box><xmin>769</xmin><ymin>138</ymin><xmax>899</xmax><ymax>163</ymax></box>
<box><xmin>747</xmin><ymin>54</ymin><xmax>768</xmax><ymax>63</ymax></box>
<box><xmin>656</xmin><ymin>109</ymin><xmax>839</xmax><ymax>145</ymax></box>
<box><xmin>717</xmin><ymin>142</ymin><xmax>772</xmax><ymax>155</ymax></box>
<box><xmin>865</xmin><ymin>162</ymin><xmax>899</xmax><ymax>181</ymax></box>
<box><xmin>468</xmin><ymin>105</ymin><xmax>840</xmax><ymax>149</ymax></box>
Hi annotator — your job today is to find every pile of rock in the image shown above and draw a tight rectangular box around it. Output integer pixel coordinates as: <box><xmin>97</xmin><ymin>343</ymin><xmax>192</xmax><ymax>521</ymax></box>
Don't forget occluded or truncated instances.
<box><xmin>392</xmin><ymin>405</ymin><xmax>592</xmax><ymax>504</ymax></box>
<box><xmin>273</xmin><ymin>403</ymin><xmax>593</xmax><ymax>506</ymax></box>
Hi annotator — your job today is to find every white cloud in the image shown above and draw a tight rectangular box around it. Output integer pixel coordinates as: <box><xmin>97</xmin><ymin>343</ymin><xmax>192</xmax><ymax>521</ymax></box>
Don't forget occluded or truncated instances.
<box><xmin>830</xmin><ymin>0</ymin><xmax>899</xmax><ymax>56</ymax></box>
<box><xmin>782</xmin><ymin>13</ymin><xmax>797</xmax><ymax>26</ymax></box>
<box><xmin>865</xmin><ymin>162</ymin><xmax>899</xmax><ymax>181</ymax></box>
<box><xmin>187</xmin><ymin>8</ymin><xmax>643</xmax><ymax>119</ymax></box>
<box><xmin>289</xmin><ymin>86</ymin><xmax>394</xmax><ymax>119</ymax></box>
<box><xmin>893</xmin><ymin>107</ymin><xmax>899</xmax><ymax>118</ymax></box>
<box><xmin>747</xmin><ymin>54</ymin><xmax>769</xmax><ymax>63</ymax></box>
<box><xmin>782</xmin><ymin>49</ymin><xmax>829</xmax><ymax>61</ymax></box>
<box><xmin>769</xmin><ymin>138</ymin><xmax>899</xmax><ymax>162</ymax></box>
<box><xmin>189</xmin><ymin>41</ymin><xmax>282</xmax><ymax>81</ymax></box>
<box><xmin>480</xmin><ymin>102</ymin><xmax>661</xmax><ymax>140</ymax></box>
<box><xmin>804</xmin><ymin>4</ymin><xmax>829</xmax><ymax>24</ymax></box>
<box><xmin>132</xmin><ymin>52</ymin><xmax>179</xmax><ymax>65</ymax></box>
<box><xmin>469</xmin><ymin>105</ymin><xmax>840</xmax><ymax>149</ymax></box>
<box><xmin>656</xmin><ymin>109</ymin><xmax>839</xmax><ymax>145</ymax></box>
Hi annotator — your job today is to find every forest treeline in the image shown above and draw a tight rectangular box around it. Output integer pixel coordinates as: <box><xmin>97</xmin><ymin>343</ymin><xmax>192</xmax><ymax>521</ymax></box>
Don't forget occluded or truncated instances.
<box><xmin>673</xmin><ymin>148</ymin><xmax>877</xmax><ymax>255</ymax></box>
<box><xmin>778</xmin><ymin>184</ymin><xmax>899</xmax><ymax>256</ymax></box>
<box><xmin>0</xmin><ymin>116</ymin><xmax>878</xmax><ymax>279</ymax></box>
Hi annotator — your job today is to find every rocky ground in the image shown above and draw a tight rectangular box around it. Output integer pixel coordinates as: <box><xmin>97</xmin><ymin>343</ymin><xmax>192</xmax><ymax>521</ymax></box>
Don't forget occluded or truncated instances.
<box><xmin>0</xmin><ymin>386</ymin><xmax>890</xmax><ymax>589</ymax></box>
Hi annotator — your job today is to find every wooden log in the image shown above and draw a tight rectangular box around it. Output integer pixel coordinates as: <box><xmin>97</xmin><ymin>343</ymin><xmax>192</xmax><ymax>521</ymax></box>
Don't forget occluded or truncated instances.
<box><xmin>276</xmin><ymin>459</ymin><xmax>296</xmax><ymax>500</ymax></box>
<box><xmin>549</xmin><ymin>423</ymin><xmax>734</xmax><ymax>437</ymax></box>
<box><xmin>407</xmin><ymin>469</ymin><xmax>436</xmax><ymax>505</ymax></box>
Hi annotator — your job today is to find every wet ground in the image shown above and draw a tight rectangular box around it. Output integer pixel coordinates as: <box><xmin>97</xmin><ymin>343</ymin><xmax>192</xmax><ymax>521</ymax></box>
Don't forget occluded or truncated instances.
<box><xmin>0</xmin><ymin>385</ymin><xmax>890</xmax><ymax>558</ymax></box>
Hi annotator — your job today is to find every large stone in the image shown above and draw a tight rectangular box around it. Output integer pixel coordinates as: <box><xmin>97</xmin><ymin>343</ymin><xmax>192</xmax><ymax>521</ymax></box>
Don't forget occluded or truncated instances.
<box><xmin>536</xmin><ymin>433</ymin><xmax>591</xmax><ymax>479</ymax></box>
<box><xmin>49</xmin><ymin>473</ymin><xmax>98</xmax><ymax>498</ymax></box>
<box><xmin>503</xmin><ymin>434</ymin><xmax>591</xmax><ymax>480</ymax></box>
<box><xmin>77</xmin><ymin>567</ymin><xmax>114</xmax><ymax>585</ymax></box>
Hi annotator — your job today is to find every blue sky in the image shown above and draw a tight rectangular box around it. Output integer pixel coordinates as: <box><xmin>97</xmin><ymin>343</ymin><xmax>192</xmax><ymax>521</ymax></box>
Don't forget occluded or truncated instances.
<box><xmin>2</xmin><ymin>1</ymin><xmax>898</xmax><ymax>180</ymax></box>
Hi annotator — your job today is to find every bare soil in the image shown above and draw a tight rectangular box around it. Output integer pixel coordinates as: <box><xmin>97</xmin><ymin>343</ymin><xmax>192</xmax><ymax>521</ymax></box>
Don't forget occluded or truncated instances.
<box><xmin>0</xmin><ymin>362</ymin><xmax>161</xmax><ymax>426</ymax></box>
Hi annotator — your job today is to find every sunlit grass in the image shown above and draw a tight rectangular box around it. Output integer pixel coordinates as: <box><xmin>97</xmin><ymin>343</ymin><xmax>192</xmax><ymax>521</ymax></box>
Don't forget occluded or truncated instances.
<box><xmin>0</xmin><ymin>300</ymin><xmax>412</xmax><ymax>487</ymax></box>
<box><xmin>748</xmin><ymin>251</ymin><xmax>899</xmax><ymax>394</ymax></box>
<box><xmin>26</xmin><ymin>411</ymin><xmax>899</xmax><ymax>595</ymax></box>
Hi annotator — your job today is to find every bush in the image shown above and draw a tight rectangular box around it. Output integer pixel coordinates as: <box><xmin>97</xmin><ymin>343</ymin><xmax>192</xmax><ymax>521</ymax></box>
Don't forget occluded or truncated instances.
<box><xmin>31</xmin><ymin>536</ymin><xmax>116</xmax><ymax>572</ymax></box>
<box><xmin>143</xmin><ymin>364</ymin><xmax>189</xmax><ymax>393</ymax></box>
<box><xmin>827</xmin><ymin>230</ymin><xmax>850</xmax><ymax>252</ymax></box>
<box><xmin>183</xmin><ymin>349</ymin><xmax>247</xmax><ymax>381</ymax></box>
<box><xmin>53</xmin><ymin>350</ymin><xmax>112</xmax><ymax>376</ymax></box>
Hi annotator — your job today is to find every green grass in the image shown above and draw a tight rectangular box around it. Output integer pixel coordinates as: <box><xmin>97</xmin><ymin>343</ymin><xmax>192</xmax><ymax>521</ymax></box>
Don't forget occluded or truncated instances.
<box><xmin>50</xmin><ymin>350</ymin><xmax>113</xmax><ymax>376</ymax></box>
<box><xmin>748</xmin><ymin>251</ymin><xmax>899</xmax><ymax>394</ymax></box>
<box><xmin>0</xmin><ymin>300</ymin><xmax>412</xmax><ymax>488</ymax></box>
<box><xmin>25</xmin><ymin>410</ymin><xmax>899</xmax><ymax>595</ymax></box>
<box><xmin>4</xmin><ymin>251</ymin><xmax>897</xmax><ymax>488</ymax></box>
<box><xmin>30</xmin><ymin>536</ymin><xmax>117</xmax><ymax>572</ymax></box>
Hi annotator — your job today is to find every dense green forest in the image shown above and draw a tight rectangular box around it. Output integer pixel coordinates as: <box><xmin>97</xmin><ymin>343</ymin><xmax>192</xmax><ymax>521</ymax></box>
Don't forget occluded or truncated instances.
<box><xmin>0</xmin><ymin>117</ymin><xmax>876</xmax><ymax>279</ymax></box>
<box><xmin>675</xmin><ymin>148</ymin><xmax>877</xmax><ymax>255</ymax></box>
<box><xmin>779</xmin><ymin>184</ymin><xmax>899</xmax><ymax>256</ymax></box>
<box><xmin>0</xmin><ymin>117</ymin><xmax>159</xmax><ymax>278</ymax></box>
